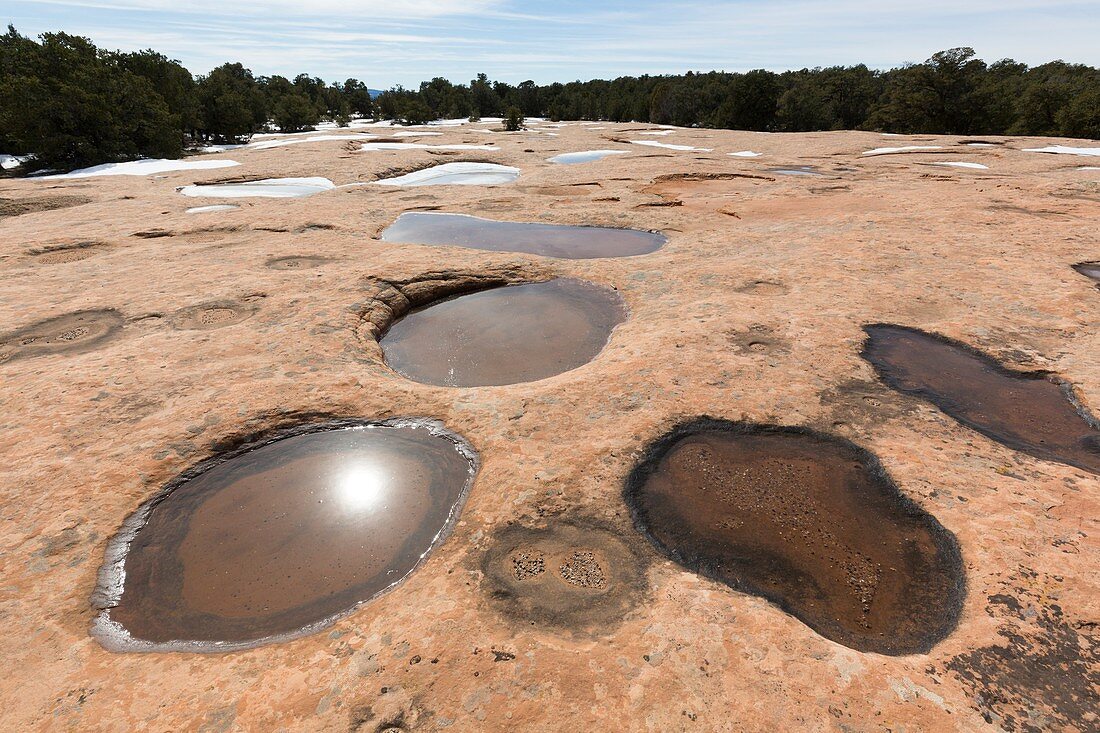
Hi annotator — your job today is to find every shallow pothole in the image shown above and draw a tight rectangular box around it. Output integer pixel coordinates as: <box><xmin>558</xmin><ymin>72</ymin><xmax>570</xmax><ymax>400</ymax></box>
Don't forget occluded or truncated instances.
<box><xmin>27</xmin><ymin>241</ymin><xmax>111</xmax><ymax>264</ymax></box>
<box><xmin>0</xmin><ymin>309</ymin><xmax>124</xmax><ymax>363</ymax></box>
<box><xmin>624</xmin><ymin>418</ymin><xmax>965</xmax><ymax>655</ymax></box>
<box><xmin>480</xmin><ymin>520</ymin><xmax>647</xmax><ymax>633</ymax></box>
<box><xmin>862</xmin><ymin>324</ymin><xmax>1100</xmax><ymax>475</ymax></box>
<box><xmin>379</xmin><ymin>212</ymin><xmax>665</xmax><ymax>259</ymax></box>
<box><xmin>91</xmin><ymin>418</ymin><xmax>478</xmax><ymax>652</ymax></box>
<box><xmin>172</xmin><ymin>298</ymin><xmax>260</xmax><ymax>330</ymax></box>
<box><xmin>378</xmin><ymin>277</ymin><xmax>627</xmax><ymax>387</ymax></box>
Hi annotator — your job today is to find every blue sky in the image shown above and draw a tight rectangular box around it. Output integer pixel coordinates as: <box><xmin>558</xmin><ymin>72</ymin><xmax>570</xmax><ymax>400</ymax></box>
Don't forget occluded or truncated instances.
<box><xmin>7</xmin><ymin>0</ymin><xmax>1100</xmax><ymax>86</ymax></box>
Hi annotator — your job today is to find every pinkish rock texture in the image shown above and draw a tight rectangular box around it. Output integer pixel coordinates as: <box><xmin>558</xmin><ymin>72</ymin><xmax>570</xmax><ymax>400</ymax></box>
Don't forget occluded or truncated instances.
<box><xmin>0</xmin><ymin>124</ymin><xmax>1097</xmax><ymax>731</ymax></box>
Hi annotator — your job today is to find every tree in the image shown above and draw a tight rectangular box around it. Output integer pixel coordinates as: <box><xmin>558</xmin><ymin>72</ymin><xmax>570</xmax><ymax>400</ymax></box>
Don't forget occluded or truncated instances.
<box><xmin>0</xmin><ymin>27</ymin><xmax>182</xmax><ymax>170</ymax></box>
<box><xmin>398</xmin><ymin>98</ymin><xmax>433</xmax><ymax>125</ymax></box>
<box><xmin>196</xmin><ymin>63</ymin><xmax>267</xmax><ymax>142</ymax></box>
<box><xmin>273</xmin><ymin>94</ymin><xmax>318</xmax><ymax>132</ymax></box>
<box><xmin>504</xmin><ymin>106</ymin><xmax>524</xmax><ymax>131</ymax></box>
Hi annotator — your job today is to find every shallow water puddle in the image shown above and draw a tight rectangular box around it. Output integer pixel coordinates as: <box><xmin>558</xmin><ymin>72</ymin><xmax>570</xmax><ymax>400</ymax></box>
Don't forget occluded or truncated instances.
<box><xmin>380</xmin><ymin>212</ymin><xmax>665</xmax><ymax>259</ymax></box>
<box><xmin>862</xmin><ymin>324</ymin><xmax>1100</xmax><ymax>475</ymax></box>
<box><xmin>180</xmin><ymin>177</ymin><xmax>335</xmax><ymax>198</ymax></box>
<box><xmin>769</xmin><ymin>166</ymin><xmax>824</xmax><ymax>177</ymax></box>
<box><xmin>380</xmin><ymin>278</ymin><xmax>626</xmax><ymax>387</ymax></box>
<box><xmin>624</xmin><ymin>419</ymin><xmax>964</xmax><ymax>655</ymax></box>
<box><xmin>547</xmin><ymin>150</ymin><xmax>628</xmax><ymax>164</ymax></box>
<box><xmin>1073</xmin><ymin>262</ymin><xmax>1100</xmax><ymax>282</ymax></box>
<box><xmin>862</xmin><ymin>146</ymin><xmax>943</xmax><ymax>156</ymax></box>
<box><xmin>373</xmin><ymin>162</ymin><xmax>520</xmax><ymax>186</ymax></box>
<box><xmin>92</xmin><ymin>420</ymin><xmax>477</xmax><ymax>651</ymax></box>
<box><xmin>185</xmin><ymin>204</ymin><xmax>239</xmax><ymax>214</ymax></box>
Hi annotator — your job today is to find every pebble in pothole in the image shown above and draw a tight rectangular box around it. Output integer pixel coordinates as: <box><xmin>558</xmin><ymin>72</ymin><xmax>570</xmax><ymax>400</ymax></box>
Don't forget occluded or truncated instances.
<box><xmin>0</xmin><ymin>309</ymin><xmax>124</xmax><ymax>363</ymax></box>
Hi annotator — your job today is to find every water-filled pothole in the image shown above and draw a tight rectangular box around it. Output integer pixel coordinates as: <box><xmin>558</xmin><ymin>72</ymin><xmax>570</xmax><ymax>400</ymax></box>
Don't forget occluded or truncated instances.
<box><xmin>862</xmin><ymin>324</ymin><xmax>1100</xmax><ymax>475</ymax></box>
<box><xmin>91</xmin><ymin>418</ymin><xmax>478</xmax><ymax>651</ymax></box>
<box><xmin>1072</xmin><ymin>262</ymin><xmax>1100</xmax><ymax>283</ymax></box>
<box><xmin>769</xmin><ymin>166</ymin><xmax>825</xmax><ymax>177</ymax></box>
<box><xmin>0</xmin><ymin>309</ymin><xmax>124</xmax><ymax>363</ymax></box>
<box><xmin>380</xmin><ymin>212</ymin><xmax>665</xmax><ymax>259</ymax></box>
<box><xmin>379</xmin><ymin>278</ymin><xmax>626</xmax><ymax>387</ymax></box>
<box><xmin>624</xmin><ymin>418</ymin><xmax>964</xmax><ymax>655</ymax></box>
<box><xmin>479</xmin><ymin>520</ymin><xmax>647</xmax><ymax>632</ymax></box>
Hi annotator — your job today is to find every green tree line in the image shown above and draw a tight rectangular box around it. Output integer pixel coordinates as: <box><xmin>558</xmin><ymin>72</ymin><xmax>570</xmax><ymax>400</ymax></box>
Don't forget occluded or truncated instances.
<box><xmin>1</xmin><ymin>26</ymin><xmax>1097</xmax><ymax>173</ymax></box>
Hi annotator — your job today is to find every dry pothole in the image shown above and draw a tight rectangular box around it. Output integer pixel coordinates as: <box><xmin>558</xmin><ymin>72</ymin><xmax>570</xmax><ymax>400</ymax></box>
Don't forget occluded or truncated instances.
<box><xmin>0</xmin><ymin>195</ymin><xmax>92</xmax><ymax>218</ymax></box>
<box><xmin>265</xmin><ymin>255</ymin><xmax>331</xmax><ymax>270</ymax></box>
<box><xmin>480</xmin><ymin>519</ymin><xmax>648</xmax><ymax>633</ymax></box>
<box><xmin>172</xmin><ymin>298</ymin><xmax>260</xmax><ymax>330</ymax></box>
<box><xmin>0</xmin><ymin>309</ymin><xmax>124</xmax><ymax>363</ymax></box>
<box><xmin>735</xmin><ymin>279</ymin><xmax>788</xmax><ymax>296</ymax></box>
<box><xmin>27</xmin><ymin>241</ymin><xmax>111</xmax><ymax>264</ymax></box>
<box><xmin>624</xmin><ymin>417</ymin><xmax>965</xmax><ymax>655</ymax></box>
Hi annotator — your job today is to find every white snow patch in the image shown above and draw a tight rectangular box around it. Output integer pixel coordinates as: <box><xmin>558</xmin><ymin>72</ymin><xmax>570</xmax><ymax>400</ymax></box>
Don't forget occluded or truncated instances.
<box><xmin>393</xmin><ymin>131</ymin><xmax>444</xmax><ymax>137</ymax></box>
<box><xmin>548</xmin><ymin>150</ymin><xmax>629</xmax><ymax>164</ymax></box>
<box><xmin>639</xmin><ymin>130</ymin><xmax>674</xmax><ymax>136</ymax></box>
<box><xmin>373</xmin><ymin>162</ymin><xmax>519</xmax><ymax>187</ymax></box>
<box><xmin>862</xmin><ymin>146</ymin><xmax>943</xmax><ymax>156</ymax></box>
<box><xmin>249</xmin><ymin>134</ymin><xmax>377</xmax><ymax>150</ymax></box>
<box><xmin>1</xmin><ymin>154</ymin><xmax>31</xmax><ymax>169</ymax></box>
<box><xmin>630</xmin><ymin>140</ymin><xmax>713</xmax><ymax>152</ymax></box>
<box><xmin>1080</xmin><ymin>166</ymin><xmax>1100</xmax><ymax>171</ymax></box>
<box><xmin>185</xmin><ymin>204</ymin><xmax>239</xmax><ymax>214</ymax></box>
<box><xmin>1022</xmin><ymin>145</ymin><xmax>1100</xmax><ymax>157</ymax></box>
<box><xmin>967</xmin><ymin>143</ymin><xmax>996</xmax><ymax>148</ymax></box>
<box><xmin>921</xmin><ymin>161</ymin><xmax>989</xmax><ymax>170</ymax></box>
<box><xmin>729</xmin><ymin>151</ymin><xmax>763</xmax><ymax>158</ymax></box>
<box><xmin>180</xmin><ymin>177</ymin><xmax>335</xmax><ymax>198</ymax></box>
<box><xmin>357</xmin><ymin>142</ymin><xmax>499</xmax><ymax>152</ymax></box>
<box><xmin>43</xmin><ymin>158</ymin><xmax>240</xmax><ymax>179</ymax></box>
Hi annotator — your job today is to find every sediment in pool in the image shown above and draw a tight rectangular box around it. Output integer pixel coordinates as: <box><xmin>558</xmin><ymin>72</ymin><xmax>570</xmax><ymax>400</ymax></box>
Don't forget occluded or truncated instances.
<box><xmin>861</xmin><ymin>324</ymin><xmax>1100</xmax><ymax>475</ymax></box>
<box><xmin>378</xmin><ymin>278</ymin><xmax>627</xmax><ymax>387</ymax></box>
<box><xmin>91</xmin><ymin>418</ymin><xmax>478</xmax><ymax>651</ymax></box>
<box><xmin>380</xmin><ymin>212</ymin><xmax>665</xmax><ymax>259</ymax></box>
<box><xmin>624</xmin><ymin>418</ymin><xmax>964</xmax><ymax>655</ymax></box>
<box><xmin>0</xmin><ymin>309</ymin><xmax>124</xmax><ymax>363</ymax></box>
<box><xmin>479</xmin><ymin>519</ymin><xmax>648</xmax><ymax>633</ymax></box>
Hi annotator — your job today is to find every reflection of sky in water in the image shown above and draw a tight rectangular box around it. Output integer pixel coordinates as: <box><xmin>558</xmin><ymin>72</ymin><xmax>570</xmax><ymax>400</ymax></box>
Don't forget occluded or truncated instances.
<box><xmin>336</xmin><ymin>461</ymin><xmax>391</xmax><ymax>512</ymax></box>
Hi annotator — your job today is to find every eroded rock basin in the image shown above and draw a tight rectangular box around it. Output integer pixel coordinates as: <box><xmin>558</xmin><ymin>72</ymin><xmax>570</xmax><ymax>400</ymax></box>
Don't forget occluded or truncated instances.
<box><xmin>379</xmin><ymin>278</ymin><xmax>627</xmax><ymax>387</ymax></box>
<box><xmin>92</xmin><ymin>419</ymin><xmax>477</xmax><ymax>651</ymax></box>
<box><xmin>380</xmin><ymin>212</ymin><xmax>666</xmax><ymax>259</ymax></box>
<box><xmin>624</xmin><ymin>419</ymin><xmax>964</xmax><ymax>655</ymax></box>
<box><xmin>862</xmin><ymin>324</ymin><xmax>1100</xmax><ymax>475</ymax></box>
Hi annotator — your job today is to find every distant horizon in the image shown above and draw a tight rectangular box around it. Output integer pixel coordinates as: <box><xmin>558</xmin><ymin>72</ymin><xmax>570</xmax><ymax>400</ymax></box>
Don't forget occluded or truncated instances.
<box><xmin>7</xmin><ymin>0</ymin><xmax>1100</xmax><ymax>86</ymax></box>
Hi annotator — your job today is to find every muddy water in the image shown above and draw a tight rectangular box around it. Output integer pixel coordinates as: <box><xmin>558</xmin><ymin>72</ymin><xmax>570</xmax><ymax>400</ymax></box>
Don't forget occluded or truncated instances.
<box><xmin>380</xmin><ymin>278</ymin><xmax>626</xmax><ymax>387</ymax></box>
<box><xmin>862</xmin><ymin>324</ymin><xmax>1100</xmax><ymax>475</ymax></box>
<box><xmin>625</xmin><ymin>419</ymin><xmax>963</xmax><ymax>655</ymax></box>
<box><xmin>769</xmin><ymin>166</ymin><xmax>824</xmax><ymax>177</ymax></box>
<box><xmin>95</xmin><ymin>420</ymin><xmax>476</xmax><ymax>650</ymax></box>
<box><xmin>380</xmin><ymin>212</ymin><xmax>665</xmax><ymax>259</ymax></box>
